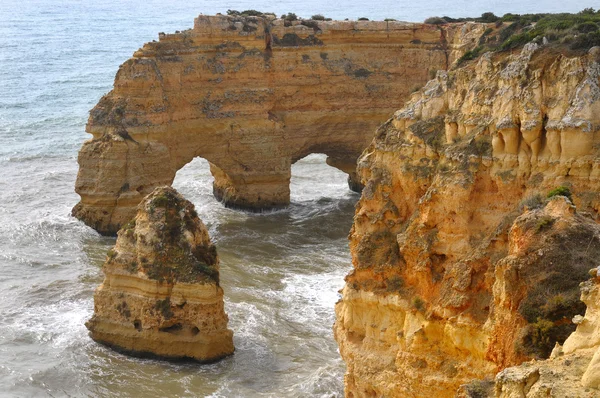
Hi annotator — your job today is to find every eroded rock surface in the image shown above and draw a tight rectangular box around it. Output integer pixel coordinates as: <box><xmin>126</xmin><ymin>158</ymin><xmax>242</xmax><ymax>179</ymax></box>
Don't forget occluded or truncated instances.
<box><xmin>491</xmin><ymin>272</ymin><xmax>600</xmax><ymax>398</ymax></box>
<box><xmin>86</xmin><ymin>186</ymin><xmax>234</xmax><ymax>362</ymax></box>
<box><xmin>72</xmin><ymin>14</ymin><xmax>486</xmax><ymax>234</ymax></box>
<box><xmin>334</xmin><ymin>44</ymin><xmax>600</xmax><ymax>397</ymax></box>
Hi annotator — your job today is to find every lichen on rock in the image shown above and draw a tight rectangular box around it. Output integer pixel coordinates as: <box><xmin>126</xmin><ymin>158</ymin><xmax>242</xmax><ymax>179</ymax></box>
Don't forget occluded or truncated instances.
<box><xmin>86</xmin><ymin>186</ymin><xmax>234</xmax><ymax>362</ymax></box>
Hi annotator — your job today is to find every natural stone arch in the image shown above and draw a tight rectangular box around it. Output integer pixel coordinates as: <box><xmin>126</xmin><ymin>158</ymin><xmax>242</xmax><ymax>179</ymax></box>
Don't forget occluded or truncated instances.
<box><xmin>72</xmin><ymin>14</ymin><xmax>484</xmax><ymax>234</ymax></box>
<box><xmin>289</xmin><ymin>143</ymin><xmax>365</xmax><ymax>193</ymax></box>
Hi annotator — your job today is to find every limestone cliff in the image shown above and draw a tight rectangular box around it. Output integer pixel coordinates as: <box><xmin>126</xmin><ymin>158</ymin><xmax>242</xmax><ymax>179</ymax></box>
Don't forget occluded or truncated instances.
<box><xmin>489</xmin><ymin>271</ymin><xmax>600</xmax><ymax>398</ymax></box>
<box><xmin>334</xmin><ymin>43</ymin><xmax>600</xmax><ymax>397</ymax></box>
<box><xmin>86</xmin><ymin>186</ymin><xmax>234</xmax><ymax>361</ymax></box>
<box><xmin>72</xmin><ymin>14</ymin><xmax>486</xmax><ymax>234</ymax></box>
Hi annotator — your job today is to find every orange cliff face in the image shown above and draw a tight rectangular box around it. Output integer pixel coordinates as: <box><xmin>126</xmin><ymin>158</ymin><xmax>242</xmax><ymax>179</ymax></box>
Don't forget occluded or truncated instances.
<box><xmin>334</xmin><ymin>43</ymin><xmax>600</xmax><ymax>397</ymax></box>
<box><xmin>86</xmin><ymin>187</ymin><xmax>234</xmax><ymax>362</ymax></box>
<box><xmin>71</xmin><ymin>14</ymin><xmax>486</xmax><ymax>235</ymax></box>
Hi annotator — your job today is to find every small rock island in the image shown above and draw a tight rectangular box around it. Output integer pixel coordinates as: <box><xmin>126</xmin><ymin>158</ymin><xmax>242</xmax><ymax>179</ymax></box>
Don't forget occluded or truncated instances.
<box><xmin>86</xmin><ymin>186</ymin><xmax>234</xmax><ymax>362</ymax></box>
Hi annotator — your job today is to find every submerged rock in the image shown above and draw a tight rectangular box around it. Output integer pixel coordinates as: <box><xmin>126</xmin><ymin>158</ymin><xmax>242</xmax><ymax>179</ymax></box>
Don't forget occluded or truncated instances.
<box><xmin>86</xmin><ymin>186</ymin><xmax>234</xmax><ymax>362</ymax></box>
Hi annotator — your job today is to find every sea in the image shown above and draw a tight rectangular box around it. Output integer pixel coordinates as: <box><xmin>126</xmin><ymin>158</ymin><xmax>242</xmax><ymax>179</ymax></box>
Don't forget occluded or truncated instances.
<box><xmin>0</xmin><ymin>0</ymin><xmax>595</xmax><ymax>396</ymax></box>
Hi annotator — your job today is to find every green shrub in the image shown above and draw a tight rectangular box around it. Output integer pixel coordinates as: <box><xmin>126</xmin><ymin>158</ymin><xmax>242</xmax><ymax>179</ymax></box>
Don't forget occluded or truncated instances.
<box><xmin>544</xmin><ymin>28</ymin><xmax>562</xmax><ymax>41</ymax></box>
<box><xmin>424</xmin><ymin>16</ymin><xmax>446</xmax><ymax>25</ymax></box>
<box><xmin>574</xmin><ymin>21</ymin><xmax>600</xmax><ymax>33</ymax></box>
<box><xmin>311</xmin><ymin>14</ymin><xmax>326</xmax><ymax>20</ymax></box>
<box><xmin>239</xmin><ymin>10</ymin><xmax>268</xmax><ymax>17</ymax></box>
<box><xmin>457</xmin><ymin>46</ymin><xmax>483</xmax><ymax>65</ymax></box>
<box><xmin>358</xmin><ymin>17</ymin><xmax>369</xmax><ymax>21</ymax></box>
<box><xmin>499</xmin><ymin>31</ymin><xmax>536</xmax><ymax>51</ymax></box>
<box><xmin>498</xmin><ymin>20</ymin><xmax>523</xmax><ymax>42</ymax></box>
<box><xmin>442</xmin><ymin>16</ymin><xmax>466</xmax><ymax>23</ymax></box>
<box><xmin>227</xmin><ymin>10</ymin><xmax>276</xmax><ymax>18</ymax></box>
<box><xmin>479</xmin><ymin>12</ymin><xmax>499</xmax><ymax>23</ymax></box>
<box><xmin>529</xmin><ymin>318</ymin><xmax>555</xmax><ymax>350</ymax></box>
<box><xmin>453</xmin><ymin>9</ymin><xmax>600</xmax><ymax>58</ymax></box>
<box><xmin>547</xmin><ymin>186</ymin><xmax>572</xmax><ymax>201</ymax></box>
<box><xmin>151</xmin><ymin>193</ymin><xmax>170</xmax><ymax>208</ymax></box>
<box><xmin>571</xmin><ymin>31</ymin><xmax>600</xmax><ymax>50</ymax></box>
<box><xmin>502</xmin><ymin>13</ymin><xmax>520</xmax><ymax>22</ymax></box>
<box><xmin>281</xmin><ymin>12</ymin><xmax>298</xmax><ymax>21</ymax></box>
<box><xmin>516</xmin><ymin>221</ymin><xmax>598</xmax><ymax>358</ymax></box>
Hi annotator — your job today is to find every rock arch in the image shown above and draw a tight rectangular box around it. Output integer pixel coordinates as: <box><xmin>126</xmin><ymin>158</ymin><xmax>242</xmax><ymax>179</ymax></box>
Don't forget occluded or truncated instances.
<box><xmin>73</xmin><ymin>14</ymin><xmax>483</xmax><ymax>234</ymax></box>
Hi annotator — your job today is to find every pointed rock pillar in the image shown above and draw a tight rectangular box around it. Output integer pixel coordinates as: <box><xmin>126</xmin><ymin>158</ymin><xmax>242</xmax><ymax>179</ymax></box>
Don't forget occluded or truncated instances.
<box><xmin>86</xmin><ymin>186</ymin><xmax>234</xmax><ymax>362</ymax></box>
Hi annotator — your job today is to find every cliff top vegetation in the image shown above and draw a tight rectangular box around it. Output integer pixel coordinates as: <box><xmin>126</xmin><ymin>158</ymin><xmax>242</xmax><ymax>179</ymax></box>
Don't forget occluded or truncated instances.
<box><xmin>427</xmin><ymin>9</ymin><xmax>600</xmax><ymax>65</ymax></box>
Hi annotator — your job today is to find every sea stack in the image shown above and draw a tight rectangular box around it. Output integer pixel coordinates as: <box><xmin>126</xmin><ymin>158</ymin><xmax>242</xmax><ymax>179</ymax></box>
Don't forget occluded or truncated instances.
<box><xmin>86</xmin><ymin>186</ymin><xmax>234</xmax><ymax>362</ymax></box>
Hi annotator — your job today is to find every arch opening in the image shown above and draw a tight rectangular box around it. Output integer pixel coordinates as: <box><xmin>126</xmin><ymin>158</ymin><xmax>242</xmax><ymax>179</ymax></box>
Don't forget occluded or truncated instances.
<box><xmin>171</xmin><ymin>157</ymin><xmax>217</xmax><ymax>210</ymax></box>
<box><xmin>290</xmin><ymin>142</ymin><xmax>365</xmax><ymax>196</ymax></box>
<box><xmin>290</xmin><ymin>153</ymin><xmax>362</xmax><ymax>204</ymax></box>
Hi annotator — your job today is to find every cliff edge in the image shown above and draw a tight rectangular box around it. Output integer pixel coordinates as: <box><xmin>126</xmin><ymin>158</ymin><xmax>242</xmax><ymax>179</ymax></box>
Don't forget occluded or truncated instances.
<box><xmin>334</xmin><ymin>43</ymin><xmax>600</xmax><ymax>397</ymax></box>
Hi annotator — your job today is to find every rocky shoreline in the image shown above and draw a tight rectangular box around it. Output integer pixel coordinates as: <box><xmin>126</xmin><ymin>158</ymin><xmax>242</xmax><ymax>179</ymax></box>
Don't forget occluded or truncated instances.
<box><xmin>79</xmin><ymin>12</ymin><xmax>600</xmax><ymax>397</ymax></box>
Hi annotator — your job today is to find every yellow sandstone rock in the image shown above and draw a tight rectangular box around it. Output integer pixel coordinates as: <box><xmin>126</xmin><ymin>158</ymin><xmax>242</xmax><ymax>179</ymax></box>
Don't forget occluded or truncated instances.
<box><xmin>86</xmin><ymin>186</ymin><xmax>234</xmax><ymax>362</ymax></box>
<box><xmin>334</xmin><ymin>43</ymin><xmax>600</xmax><ymax>397</ymax></box>
<box><xmin>72</xmin><ymin>14</ymin><xmax>486</xmax><ymax>235</ymax></box>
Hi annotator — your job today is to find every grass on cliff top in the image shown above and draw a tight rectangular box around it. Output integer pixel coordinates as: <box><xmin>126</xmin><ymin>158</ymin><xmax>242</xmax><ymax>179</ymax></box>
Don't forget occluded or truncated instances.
<box><xmin>425</xmin><ymin>9</ymin><xmax>600</xmax><ymax>66</ymax></box>
<box><xmin>225</xmin><ymin>9</ymin><xmax>275</xmax><ymax>18</ymax></box>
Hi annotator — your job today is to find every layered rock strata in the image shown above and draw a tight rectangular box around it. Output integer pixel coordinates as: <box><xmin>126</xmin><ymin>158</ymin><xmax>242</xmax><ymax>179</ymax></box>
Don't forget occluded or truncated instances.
<box><xmin>72</xmin><ymin>14</ymin><xmax>486</xmax><ymax>234</ymax></box>
<box><xmin>334</xmin><ymin>44</ymin><xmax>600</xmax><ymax>397</ymax></box>
<box><xmin>86</xmin><ymin>186</ymin><xmax>234</xmax><ymax>362</ymax></box>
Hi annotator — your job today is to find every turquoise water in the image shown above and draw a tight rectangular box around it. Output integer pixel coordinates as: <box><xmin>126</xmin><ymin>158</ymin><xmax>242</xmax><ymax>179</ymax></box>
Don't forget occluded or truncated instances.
<box><xmin>0</xmin><ymin>1</ymin><xmax>595</xmax><ymax>396</ymax></box>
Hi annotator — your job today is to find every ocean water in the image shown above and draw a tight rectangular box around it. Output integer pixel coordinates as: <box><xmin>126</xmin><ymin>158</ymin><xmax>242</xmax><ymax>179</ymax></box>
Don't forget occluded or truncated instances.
<box><xmin>0</xmin><ymin>0</ymin><xmax>595</xmax><ymax>397</ymax></box>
